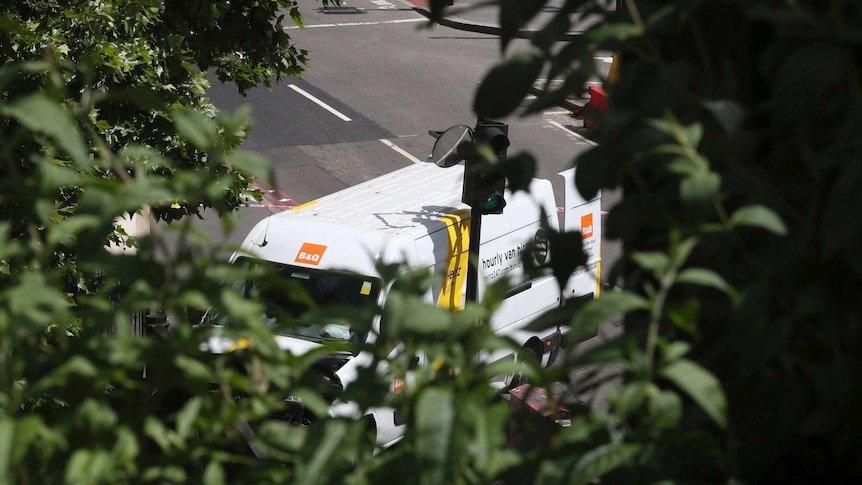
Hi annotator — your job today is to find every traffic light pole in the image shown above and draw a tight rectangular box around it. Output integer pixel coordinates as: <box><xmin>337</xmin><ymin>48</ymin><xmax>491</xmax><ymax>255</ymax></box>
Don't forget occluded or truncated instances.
<box><xmin>466</xmin><ymin>198</ymin><xmax>483</xmax><ymax>303</ymax></box>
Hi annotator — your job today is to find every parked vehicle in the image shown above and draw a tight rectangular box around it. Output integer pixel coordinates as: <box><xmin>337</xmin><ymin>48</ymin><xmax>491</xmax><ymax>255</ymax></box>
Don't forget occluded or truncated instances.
<box><xmin>203</xmin><ymin>129</ymin><xmax>601</xmax><ymax>450</ymax></box>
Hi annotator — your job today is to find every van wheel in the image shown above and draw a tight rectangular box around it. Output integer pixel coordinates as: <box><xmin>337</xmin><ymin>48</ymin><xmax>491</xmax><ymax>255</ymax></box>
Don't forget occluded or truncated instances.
<box><xmin>508</xmin><ymin>341</ymin><xmax>542</xmax><ymax>390</ymax></box>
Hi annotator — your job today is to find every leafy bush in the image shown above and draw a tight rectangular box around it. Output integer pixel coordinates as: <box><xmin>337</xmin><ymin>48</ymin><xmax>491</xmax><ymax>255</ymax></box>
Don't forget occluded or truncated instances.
<box><xmin>4</xmin><ymin>0</ymin><xmax>862</xmax><ymax>484</ymax></box>
<box><xmin>464</xmin><ymin>0</ymin><xmax>862</xmax><ymax>482</ymax></box>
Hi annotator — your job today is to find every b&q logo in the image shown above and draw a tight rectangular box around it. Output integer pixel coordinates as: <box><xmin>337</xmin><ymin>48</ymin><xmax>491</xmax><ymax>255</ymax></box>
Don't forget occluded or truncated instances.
<box><xmin>580</xmin><ymin>213</ymin><xmax>594</xmax><ymax>239</ymax></box>
<box><xmin>295</xmin><ymin>242</ymin><xmax>327</xmax><ymax>266</ymax></box>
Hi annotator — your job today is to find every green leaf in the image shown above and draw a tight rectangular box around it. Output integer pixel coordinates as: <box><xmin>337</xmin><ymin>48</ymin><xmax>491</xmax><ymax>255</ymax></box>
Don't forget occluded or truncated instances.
<box><xmin>0</xmin><ymin>63</ymin><xmax>23</xmax><ymax>92</ymax></box>
<box><xmin>0</xmin><ymin>223</ymin><xmax>23</xmax><ymax>261</ymax></box>
<box><xmin>667</xmin><ymin>297</ymin><xmax>700</xmax><ymax>333</ymax></box>
<box><xmin>499</xmin><ymin>0</ymin><xmax>547</xmax><ymax>49</ymax></box>
<box><xmin>384</xmin><ymin>292</ymin><xmax>452</xmax><ymax>336</ymax></box>
<box><xmin>117</xmin><ymin>144</ymin><xmax>174</xmax><ymax>169</ymax></box>
<box><xmin>47</xmin><ymin>215</ymin><xmax>103</xmax><ymax>247</ymax></box>
<box><xmin>681</xmin><ymin>122</ymin><xmax>704</xmax><ymax>147</ymax></box>
<box><xmin>288</xmin><ymin>5</ymin><xmax>305</xmax><ymax>28</ymax></box>
<box><xmin>585</xmin><ymin>22</ymin><xmax>644</xmax><ymax>44</ymax></box>
<box><xmin>670</xmin><ymin>236</ymin><xmax>698</xmax><ymax>268</ymax></box>
<box><xmin>547</xmin><ymin>228</ymin><xmax>587</xmax><ymax>291</ymax></box>
<box><xmin>39</xmin><ymin>160</ymin><xmax>84</xmax><ymax>189</ymax></box>
<box><xmin>660</xmin><ymin>341</ymin><xmax>691</xmax><ymax>363</ymax></box>
<box><xmin>176</xmin><ymin>397</ymin><xmax>202</xmax><ymax>440</ymax></box>
<box><xmin>94</xmin><ymin>86</ymin><xmax>166</xmax><ymax>111</ymax></box>
<box><xmin>680</xmin><ymin>171</ymin><xmax>720</xmax><ymax>213</ymax></box>
<box><xmin>474</xmin><ymin>52</ymin><xmax>543</xmax><ymax>119</ymax></box>
<box><xmin>667</xmin><ymin>155</ymin><xmax>707</xmax><ymax>175</ymax></box>
<box><xmin>0</xmin><ymin>418</ymin><xmax>13</xmax><ymax>485</ymax></box>
<box><xmin>501</xmin><ymin>152</ymin><xmax>536</xmax><ymax>193</ymax></box>
<box><xmin>36</xmin><ymin>355</ymin><xmax>99</xmax><ymax>390</ymax></box>
<box><xmin>660</xmin><ymin>358</ymin><xmax>727</xmax><ymax>428</ymax></box>
<box><xmin>569</xmin><ymin>442</ymin><xmax>641</xmax><ymax>485</ymax></box>
<box><xmin>416</xmin><ymin>387</ymin><xmax>455</xmax><ymax>485</ymax></box>
<box><xmin>173</xmin><ymin>108</ymin><xmax>216</xmax><ymax>150</ymax></box>
<box><xmin>289</xmin><ymin>388</ymin><xmax>332</xmax><ymax>419</ymax></box>
<box><xmin>174</xmin><ymin>355</ymin><xmax>215</xmax><ymax>382</ymax></box>
<box><xmin>65</xmin><ymin>449</ymin><xmax>113</xmax><ymax>485</ymax></box>
<box><xmin>471</xmin><ymin>401</ymin><xmax>509</xmax><ymax>473</ymax></box>
<box><xmin>703</xmin><ymin>99</ymin><xmax>746</xmax><ymax>134</ymax></box>
<box><xmin>612</xmin><ymin>380</ymin><xmax>648</xmax><ymax>417</ymax></box>
<box><xmin>220</xmin><ymin>287</ymin><xmax>264</xmax><ymax>325</ymax></box>
<box><xmin>676</xmin><ymin>268</ymin><xmax>734</xmax><ymax>295</ymax></box>
<box><xmin>5</xmin><ymin>271</ymin><xmax>68</xmax><ymax>325</ymax></box>
<box><xmin>0</xmin><ymin>94</ymin><xmax>89</xmax><ymax>168</ymax></box>
<box><xmin>203</xmin><ymin>461</ymin><xmax>226</xmax><ymax>485</ymax></box>
<box><xmin>177</xmin><ymin>290</ymin><xmax>211</xmax><ymax>313</ymax></box>
<box><xmin>144</xmin><ymin>416</ymin><xmax>172</xmax><ymax>451</ymax></box>
<box><xmin>647</xmin><ymin>390</ymin><xmax>682</xmax><ymax>431</ymax></box>
<box><xmin>566</xmin><ymin>292</ymin><xmax>649</xmax><ymax>345</ymax></box>
<box><xmin>772</xmin><ymin>43</ymin><xmax>850</xmax><ymax>126</ymax></box>
<box><xmin>568</xmin><ymin>337</ymin><xmax>630</xmax><ymax>368</ymax></box>
<box><xmin>228</xmin><ymin>151</ymin><xmax>273</xmax><ymax>181</ymax></box>
<box><xmin>111</xmin><ymin>428</ymin><xmax>139</xmax><ymax>466</ymax></box>
<box><xmin>731</xmin><ymin>204</ymin><xmax>787</xmax><ymax>236</ymax></box>
<box><xmin>303</xmin><ymin>420</ymin><xmax>348</xmax><ymax>485</ymax></box>
<box><xmin>630</xmin><ymin>251</ymin><xmax>670</xmax><ymax>279</ymax></box>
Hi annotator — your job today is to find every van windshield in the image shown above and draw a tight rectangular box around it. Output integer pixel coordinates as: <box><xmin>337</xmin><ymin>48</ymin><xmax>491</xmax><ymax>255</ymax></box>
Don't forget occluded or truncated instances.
<box><xmin>214</xmin><ymin>257</ymin><xmax>382</xmax><ymax>344</ymax></box>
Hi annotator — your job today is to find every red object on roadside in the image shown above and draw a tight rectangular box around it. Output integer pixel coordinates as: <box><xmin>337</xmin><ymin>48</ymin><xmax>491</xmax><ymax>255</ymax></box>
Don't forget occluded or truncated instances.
<box><xmin>584</xmin><ymin>85</ymin><xmax>608</xmax><ymax>132</ymax></box>
<box><xmin>508</xmin><ymin>385</ymin><xmax>571</xmax><ymax>449</ymax></box>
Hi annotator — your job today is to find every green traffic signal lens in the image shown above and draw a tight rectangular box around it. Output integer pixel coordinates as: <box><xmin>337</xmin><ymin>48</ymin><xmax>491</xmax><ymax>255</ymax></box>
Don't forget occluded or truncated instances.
<box><xmin>482</xmin><ymin>194</ymin><xmax>505</xmax><ymax>211</ymax></box>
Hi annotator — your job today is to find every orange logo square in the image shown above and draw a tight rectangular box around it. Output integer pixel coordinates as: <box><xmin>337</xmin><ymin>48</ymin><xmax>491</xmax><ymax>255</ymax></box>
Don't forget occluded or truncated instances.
<box><xmin>294</xmin><ymin>242</ymin><xmax>327</xmax><ymax>266</ymax></box>
<box><xmin>580</xmin><ymin>213</ymin><xmax>594</xmax><ymax>239</ymax></box>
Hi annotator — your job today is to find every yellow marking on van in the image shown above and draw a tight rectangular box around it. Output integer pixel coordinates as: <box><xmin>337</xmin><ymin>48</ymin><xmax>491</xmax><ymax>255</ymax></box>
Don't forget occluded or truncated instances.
<box><xmin>432</xmin><ymin>357</ymin><xmax>455</xmax><ymax>377</ymax></box>
<box><xmin>596</xmin><ymin>246</ymin><xmax>602</xmax><ymax>298</ymax></box>
<box><xmin>229</xmin><ymin>338</ymin><xmax>252</xmax><ymax>352</ymax></box>
<box><xmin>438</xmin><ymin>209</ymin><xmax>470</xmax><ymax>311</ymax></box>
<box><xmin>290</xmin><ymin>200</ymin><xmax>319</xmax><ymax>211</ymax></box>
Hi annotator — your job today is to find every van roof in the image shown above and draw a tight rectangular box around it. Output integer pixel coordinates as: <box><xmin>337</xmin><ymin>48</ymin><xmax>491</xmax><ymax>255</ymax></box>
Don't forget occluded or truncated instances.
<box><xmin>239</xmin><ymin>163</ymin><xmax>469</xmax><ymax>272</ymax></box>
<box><xmin>240</xmin><ymin>161</ymin><xmax>561</xmax><ymax>276</ymax></box>
<box><xmin>277</xmin><ymin>162</ymin><xmax>467</xmax><ymax>235</ymax></box>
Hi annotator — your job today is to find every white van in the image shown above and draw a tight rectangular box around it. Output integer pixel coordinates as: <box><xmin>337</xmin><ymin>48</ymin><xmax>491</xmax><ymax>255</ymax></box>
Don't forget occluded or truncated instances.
<box><xmin>205</xmin><ymin>136</ymin><xmax>601</xmax><ymax>449</ymax></box>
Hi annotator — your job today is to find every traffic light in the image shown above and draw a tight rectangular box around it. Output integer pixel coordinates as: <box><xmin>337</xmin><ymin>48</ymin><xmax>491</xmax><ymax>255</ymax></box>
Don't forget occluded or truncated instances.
<box><xmin>462</xmin><ymin>120</ymin><xmax>509</xmax><ymax>215</ymax></box>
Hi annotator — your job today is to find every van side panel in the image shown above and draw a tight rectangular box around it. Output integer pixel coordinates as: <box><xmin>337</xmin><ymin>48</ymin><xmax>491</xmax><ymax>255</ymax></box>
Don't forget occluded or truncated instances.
<box><xmin>480</xmin><ymin>180</ymin><xmax>561</xmax><ymax>332</ymax></box>
<box><xmin>559</xmin><ymin>168</ymin><xmax>602</xmax><ymax>301</ymax></box>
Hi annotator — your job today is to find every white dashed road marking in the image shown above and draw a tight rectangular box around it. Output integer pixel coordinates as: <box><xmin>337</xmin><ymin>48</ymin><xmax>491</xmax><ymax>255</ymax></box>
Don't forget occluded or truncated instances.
<box><xmin>284</xmin><ymin>18</ymin><xmax>426</xmax><ymax>29</ymax></box>
<box><xmin>547</xmin><ymin>119</ymin><xmax>597</xmax><ymax>146</ymax></box>
<box><xmin>380</xmin><ymin>139</ymin><xmax>423</xmax><ymax>164</ymax></box>
<box><xmin>288</xmin><ymin>84</ymin><xmax>352</xmax><ymax>122</ymax></box>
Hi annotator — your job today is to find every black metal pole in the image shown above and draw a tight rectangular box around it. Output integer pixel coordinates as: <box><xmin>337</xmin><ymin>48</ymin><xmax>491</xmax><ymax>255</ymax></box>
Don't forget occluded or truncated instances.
<box><xmin>466</xmin><ymin>204</ymin><xmax>482</xmax><ymax>303</ymax></box>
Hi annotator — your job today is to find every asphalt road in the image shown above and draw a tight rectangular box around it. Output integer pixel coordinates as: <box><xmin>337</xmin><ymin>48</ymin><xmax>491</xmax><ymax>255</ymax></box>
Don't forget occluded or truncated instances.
<box><xmin>203</xmin><ymin>0</ymin><xmax>619</xmax><ymax>250</ymax></box>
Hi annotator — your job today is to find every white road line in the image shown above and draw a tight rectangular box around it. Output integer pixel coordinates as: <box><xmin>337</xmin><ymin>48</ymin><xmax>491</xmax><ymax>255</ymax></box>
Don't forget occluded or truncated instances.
<box><xmin>285</xmin><ymin>18</ymin><xmax>426</xmax><ymax>30</ymax></box>
<box><xmin>288</xmin><ymin>84</ymin><xmax>352</xmax><ymax>122</ymax></box>
<box><xmin>380</xmin><ymin>139</ymin><xmax>423</xmax><ymax>164</ymax></box>
<box><xmin>369</xmin><ymin>0</ymin><xmax>396</xmax><ymax>8</ymax></box>
<box><xmin>548</xmin><ymin>119</ymin><xmax>597</xmax><ymax>146</ymax></box>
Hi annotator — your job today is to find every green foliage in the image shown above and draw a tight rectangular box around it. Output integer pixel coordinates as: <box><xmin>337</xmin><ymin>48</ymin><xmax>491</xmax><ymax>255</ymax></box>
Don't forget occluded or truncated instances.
<box><xmin>0</xmin><ymin>0</ymin><xmax>310</xmax><ymax>224</ymax></box>
<box><xmin>465</xmin><ymin>0</ymin><xmax>862</xmax><ymax>482</ymax></box>
<box><xmin>4</xmin><ymin>0</ymin><xmax>862</xmax><ymax>484</ymax></box>
<box><xmin>0</xmin><ymin>44</ymin><xmax>546</xmax><ymax>483</ymax></box>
